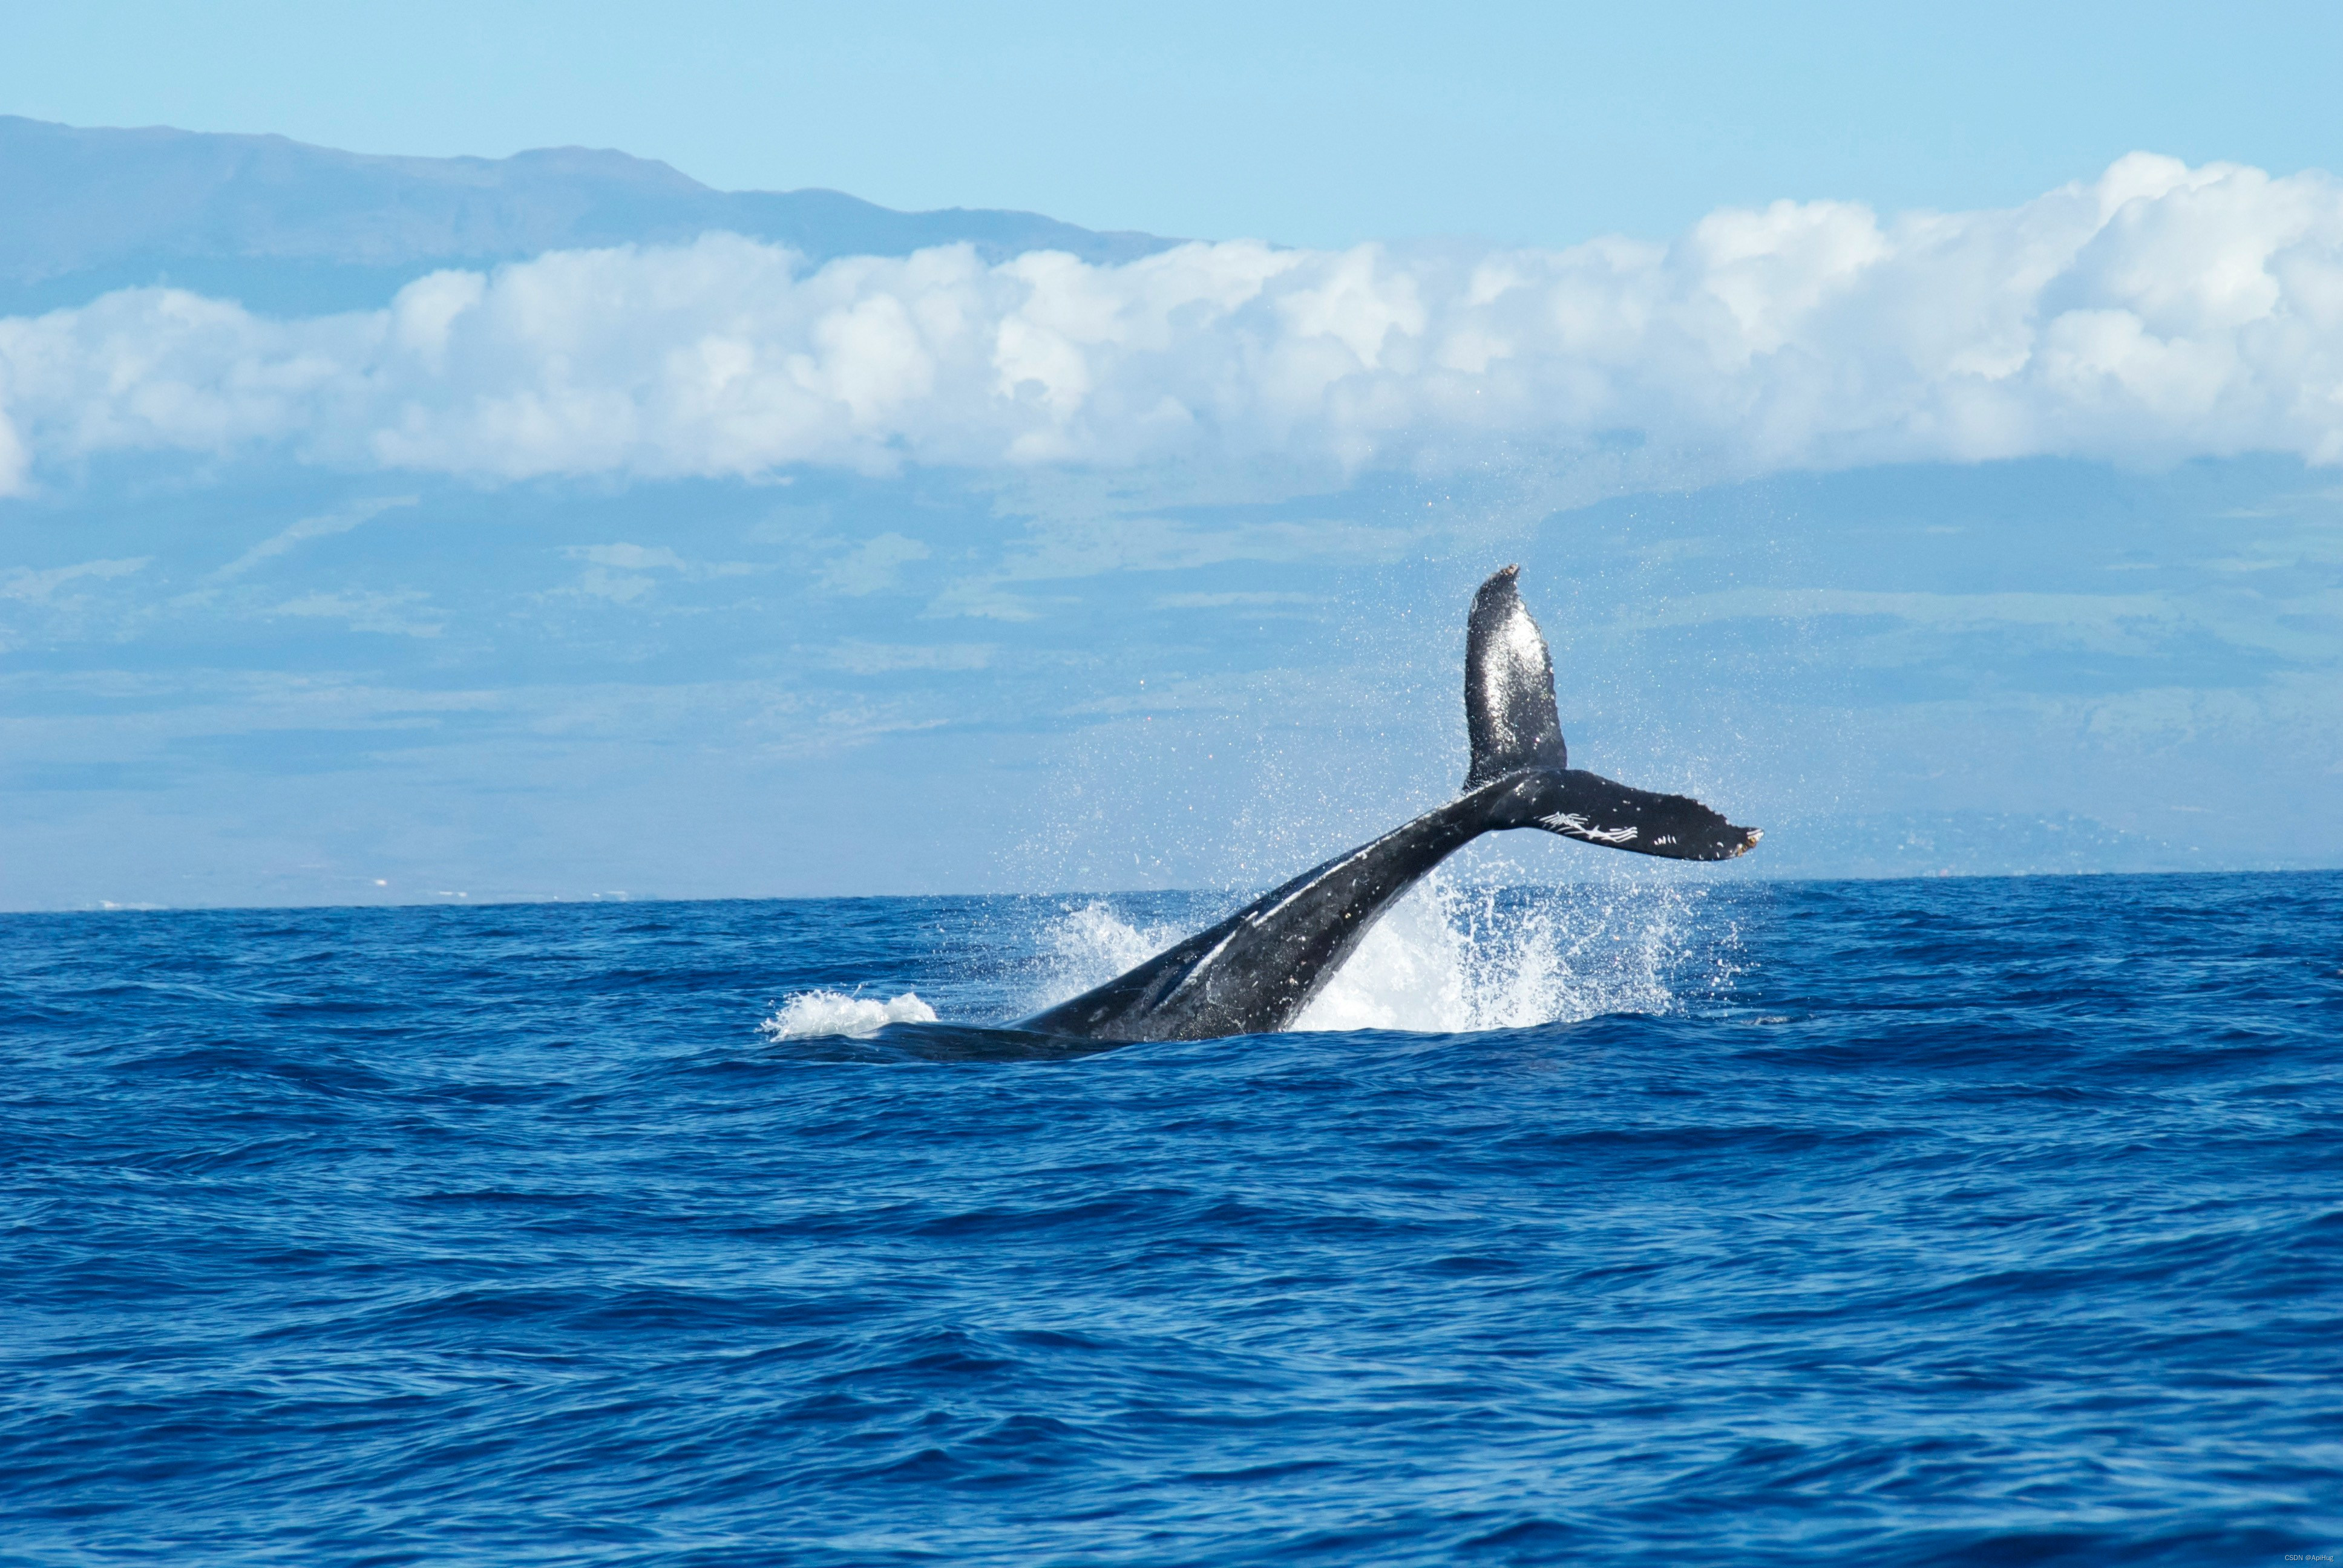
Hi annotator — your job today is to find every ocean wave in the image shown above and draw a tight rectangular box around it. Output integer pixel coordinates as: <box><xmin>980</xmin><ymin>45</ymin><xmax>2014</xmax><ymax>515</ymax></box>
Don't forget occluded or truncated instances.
<box><xmin>4</xmin><ymin>873</ymin><xmax>2338</xmax><ymax>1564</ymax></box>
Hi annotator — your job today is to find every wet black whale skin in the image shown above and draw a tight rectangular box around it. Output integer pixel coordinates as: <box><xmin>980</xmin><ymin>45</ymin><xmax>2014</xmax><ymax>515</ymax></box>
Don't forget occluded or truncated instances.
<box><xmin>1018</xmin><ymin>768</ymin><xmax>1755</xmax><ymax>1044</ymax></box>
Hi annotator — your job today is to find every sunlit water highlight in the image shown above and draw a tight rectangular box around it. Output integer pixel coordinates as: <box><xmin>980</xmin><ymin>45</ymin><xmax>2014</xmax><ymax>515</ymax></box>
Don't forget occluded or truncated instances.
<box><xmin>4</xmin><ymin>872</ymin><xmax>2339</xmax><ymax>1564</ymax></box>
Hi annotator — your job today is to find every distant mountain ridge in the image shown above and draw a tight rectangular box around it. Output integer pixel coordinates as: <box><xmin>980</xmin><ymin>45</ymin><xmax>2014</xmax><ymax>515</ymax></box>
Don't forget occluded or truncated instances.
<box><xmin>0</xmin><ymin>115</ymin><xmax>1178</xmax><ymax>316</ymax></box>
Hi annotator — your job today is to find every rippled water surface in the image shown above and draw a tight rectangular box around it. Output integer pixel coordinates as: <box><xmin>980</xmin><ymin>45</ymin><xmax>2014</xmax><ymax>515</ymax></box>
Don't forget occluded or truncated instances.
<box><xmin>4</xmin><ymin>872</ymin><xmax>2339</xmax><ymax>1565</ymax></box>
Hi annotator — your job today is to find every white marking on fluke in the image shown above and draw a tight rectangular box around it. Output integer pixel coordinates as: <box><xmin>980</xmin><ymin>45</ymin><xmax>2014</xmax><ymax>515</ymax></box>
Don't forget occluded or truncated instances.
<box><xmin>1541</xmin><ymin>811</ymin><xmax>1637</xmax><ymax>844</ymax></box>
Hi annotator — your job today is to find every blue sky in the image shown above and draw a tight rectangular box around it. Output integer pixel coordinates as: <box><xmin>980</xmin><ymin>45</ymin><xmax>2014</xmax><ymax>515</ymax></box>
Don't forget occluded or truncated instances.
<box><xmin>7</xmin><ymin>1</ymin><xmax>2343</xmax><ymax>246</ymax></box>
<box><xmin>3</xmin><ymin>11</ymin><xmax>2341</xmax><ymax>908</ymax></box>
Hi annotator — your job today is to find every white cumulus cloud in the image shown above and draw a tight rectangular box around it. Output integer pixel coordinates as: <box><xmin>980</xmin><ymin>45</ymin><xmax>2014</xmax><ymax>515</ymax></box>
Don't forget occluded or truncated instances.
<box><xmin>3</xmin><ymin>152</ymin><xmax>2342</xmax><ymax>495</ymax></box>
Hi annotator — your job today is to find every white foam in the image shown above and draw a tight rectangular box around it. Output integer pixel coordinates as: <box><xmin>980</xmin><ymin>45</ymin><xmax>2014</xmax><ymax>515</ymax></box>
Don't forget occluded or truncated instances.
<box><xmin>760</xmin><ymin>990</ymin><xmax>937</xmax><ymax>1040</ymax></box>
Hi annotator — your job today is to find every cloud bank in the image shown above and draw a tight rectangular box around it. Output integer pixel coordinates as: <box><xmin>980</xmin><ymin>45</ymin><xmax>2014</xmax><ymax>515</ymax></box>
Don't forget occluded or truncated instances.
<box><xmin>3</xmin><ymin>153</ymin><xmax>2341</xmax><ymax>494</ymax></box>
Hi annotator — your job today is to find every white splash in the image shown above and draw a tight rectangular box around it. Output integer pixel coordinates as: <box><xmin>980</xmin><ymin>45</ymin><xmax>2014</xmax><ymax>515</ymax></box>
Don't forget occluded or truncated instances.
<box><xmin>1032</xmin><ymin>900</ymin><xmax>1193</xmax><ymax>1005</ymax></box>
<box><xmin>1296</xmin><ymin>874</ymin><xmax>1702</xmax><ymax>1031</ymax></box>
<box><xmin>1024</xmin><ymin>872</ymin><xmax>1729</xmax><ymax>1035</ymax></box>
<box><xmin>760</xmin><ymin>989</ymin><xmax>937</xmax><ymax>1040</ymax></box>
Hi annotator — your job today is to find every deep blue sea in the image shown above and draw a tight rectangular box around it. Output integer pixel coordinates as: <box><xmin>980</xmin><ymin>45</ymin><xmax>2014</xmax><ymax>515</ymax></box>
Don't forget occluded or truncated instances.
<box><xmin>4</xmin><ymin>871</ymin><xmax>2339</xmax><ymax>1566</ymax></box>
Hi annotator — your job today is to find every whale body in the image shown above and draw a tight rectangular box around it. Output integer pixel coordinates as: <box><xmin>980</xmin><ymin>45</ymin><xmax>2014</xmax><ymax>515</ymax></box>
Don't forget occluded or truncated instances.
<box><xmin>1020</xmin><ymin>567</ymin><xmax>1759</xmax><ymax>1042</ymax></box>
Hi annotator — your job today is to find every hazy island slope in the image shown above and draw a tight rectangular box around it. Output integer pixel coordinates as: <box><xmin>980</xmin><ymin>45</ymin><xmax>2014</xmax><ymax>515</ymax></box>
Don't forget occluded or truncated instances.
<box><xmin>0</xmin><ymin>114</ymin><xmax>1176</xmax><ymax>316</ymax></box>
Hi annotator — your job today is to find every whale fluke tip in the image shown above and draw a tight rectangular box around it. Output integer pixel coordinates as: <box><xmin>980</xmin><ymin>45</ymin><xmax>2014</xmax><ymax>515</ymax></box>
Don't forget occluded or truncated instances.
<box><xmin>1464</xmin><ymin>565</ymin><xmax>1565</xmax><ymax>787</ymax></box>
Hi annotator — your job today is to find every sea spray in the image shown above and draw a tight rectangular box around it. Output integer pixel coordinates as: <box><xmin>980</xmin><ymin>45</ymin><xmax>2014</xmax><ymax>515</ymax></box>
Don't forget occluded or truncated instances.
<box><xmin>1012</xmin><ymin>871</ymin><xmax>1737</xmax><ymax>1034</ymax></box>
<box><xmin>1028</xmin><ymin>898</ymin><xmax>1197</xmax><ymax>1010</ymax></box>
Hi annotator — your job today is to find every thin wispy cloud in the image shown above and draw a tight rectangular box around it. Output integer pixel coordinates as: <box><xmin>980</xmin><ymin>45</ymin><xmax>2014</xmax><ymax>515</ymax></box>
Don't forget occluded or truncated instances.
<box><xmin>2</xmin><ymin>555</ymin><xmax>149</xmax><ymax>602</ymax></box>
<box><xmin>269</xmin><ymin>589</ymin><xmax>444</xmax><ymax>638</ymax></box>
<box><xmin>1</xmin><ymin>154</ymin><xmax>2341</xmax><ymax>494</ymax></box>
<box><xmin>210</xmin><ymin>497</ymin><xmax>417</xmax><ymax>581</ymax></box>
<box><xmin>819</xmin><ymin>532</ymin><xmax>930</xmax><ymax>595</ymax></box>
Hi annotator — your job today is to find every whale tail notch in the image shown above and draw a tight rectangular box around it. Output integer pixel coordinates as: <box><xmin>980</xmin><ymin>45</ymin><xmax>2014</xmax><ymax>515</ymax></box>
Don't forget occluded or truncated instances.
<box><xmin>1464</xmin><ymin>564</ymin><xmax>1568</xmax><ymax>789</ymax></box>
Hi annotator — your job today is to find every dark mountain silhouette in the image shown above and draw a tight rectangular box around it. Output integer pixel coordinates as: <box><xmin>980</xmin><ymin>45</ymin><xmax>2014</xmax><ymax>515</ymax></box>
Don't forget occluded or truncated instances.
<box><xmin>0</xmin><ymin>116</ymin><xmax>1176</xmax><ymax>316</ymax></box>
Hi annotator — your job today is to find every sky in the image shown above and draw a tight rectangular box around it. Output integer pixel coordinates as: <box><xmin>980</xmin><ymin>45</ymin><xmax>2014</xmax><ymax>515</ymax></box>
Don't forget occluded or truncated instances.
<box><xmin>5</xmin><ymin>1</ymin><xmax>2343</xmax><ymax>247</ymax></box>
<box><xmin>3</xmin><ymin>9</ymin><xmax>2341</xmax><ymax>909</ymax></box>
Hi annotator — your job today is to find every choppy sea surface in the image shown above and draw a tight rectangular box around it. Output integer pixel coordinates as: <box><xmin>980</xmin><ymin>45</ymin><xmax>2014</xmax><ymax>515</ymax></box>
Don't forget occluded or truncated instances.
<box><xmin>4</xmin><ymin>870</ymin><xmax>2339</xmax><ymax>1566</ymax></box>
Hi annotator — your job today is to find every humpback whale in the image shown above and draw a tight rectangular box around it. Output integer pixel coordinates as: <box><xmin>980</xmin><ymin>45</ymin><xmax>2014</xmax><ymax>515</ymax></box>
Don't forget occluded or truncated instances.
<box><xmin>1020</xmin><ymin>566</ymin><xmax>1759</xmax><ymax>1042</ymax></box>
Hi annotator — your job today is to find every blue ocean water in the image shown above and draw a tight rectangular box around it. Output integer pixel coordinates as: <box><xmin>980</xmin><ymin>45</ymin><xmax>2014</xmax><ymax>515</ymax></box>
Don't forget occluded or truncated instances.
<box><xmin>3</xmin><ymin>871</ymin><xmax>2339</xmax><ymax>1565</ymax></box>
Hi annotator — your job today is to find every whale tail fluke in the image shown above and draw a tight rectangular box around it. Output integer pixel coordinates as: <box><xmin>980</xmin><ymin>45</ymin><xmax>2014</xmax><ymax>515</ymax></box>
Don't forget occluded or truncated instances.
<box><xmin>1464</xmin><ymin>565</ymin><xmax>1568</xmax><ymax>788</ymax></box>
<box><xmin>1463</xmin><ymin>565</ymin><xmax>1760</xmax><ymax>860</ymax></box>
<box><xmin>1518</xmin><ymin>770</ymin><xmax>1761</xmax><ymax>861</ymax></box>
